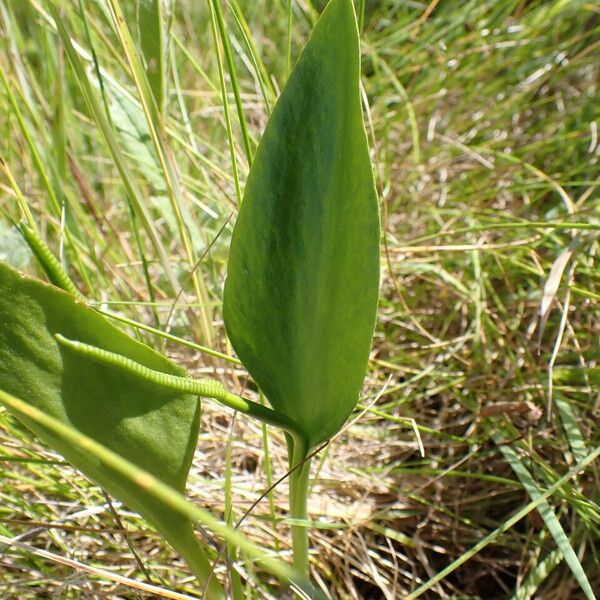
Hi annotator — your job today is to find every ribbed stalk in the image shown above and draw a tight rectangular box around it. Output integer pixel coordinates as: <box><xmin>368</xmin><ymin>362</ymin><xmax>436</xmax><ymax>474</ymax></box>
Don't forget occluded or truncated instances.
<box><xmin>288</xmin><ymin>437</ymin><xmax>311</xmax><ymax>577</ymax></box>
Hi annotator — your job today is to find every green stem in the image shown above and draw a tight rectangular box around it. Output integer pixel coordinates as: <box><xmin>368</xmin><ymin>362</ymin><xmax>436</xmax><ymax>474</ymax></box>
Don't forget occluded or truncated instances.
<box><xmin>286</xmin><ymin>0</ymin><xmax>292</xmax><ymax>77</ymax></box>
<box><xmin>55</xmin><ymin>335</ymin><xmax>303</xmax><ymax>439</ymax></box>
<box><xmin>209</xmin><ymin>0</ymin><xmax>253</xmax><ymax>166</ymax></box>
<box><xmin>288</xmin><ymin>436</ymin><xmax>311</xmax><ymax>577</ymax></box>
<box><xmin>19</xmin><ymin>224</ymin><xmax>82</xmax><ymax>298</ymax></box>
<box><xmin>207</xmin><ymin>0</ymin><xmax>243</xmax><ymax>204</ymax></box>
<box><xmin>358</xmin><ymin>0</ymin><xmax>366</xmax><ymax>33</ymax></box>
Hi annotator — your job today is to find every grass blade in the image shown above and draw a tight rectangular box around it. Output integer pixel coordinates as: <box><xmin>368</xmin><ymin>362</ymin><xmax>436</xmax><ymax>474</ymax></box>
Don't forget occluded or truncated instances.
<box><xmin>136</xmin><ymin>0</ymin><xmax>172</xmax><ymax>118</ymax></box>
<box><xmin>405</xmin><ymin>444</ymin><xmax>600</xmax><ymax>599</ymax></box>
<box><xmin>496</xmin><ymin>438</ymin><xmax>596</xmax><ymax>600</ymax></box>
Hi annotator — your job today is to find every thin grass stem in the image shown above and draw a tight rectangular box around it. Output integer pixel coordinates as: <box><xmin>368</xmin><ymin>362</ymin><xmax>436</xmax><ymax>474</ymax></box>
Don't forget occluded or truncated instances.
<box><xmin>209</xmin><ymin>0</ymin><xmax>253</xmax><ymax>165</ymax></box>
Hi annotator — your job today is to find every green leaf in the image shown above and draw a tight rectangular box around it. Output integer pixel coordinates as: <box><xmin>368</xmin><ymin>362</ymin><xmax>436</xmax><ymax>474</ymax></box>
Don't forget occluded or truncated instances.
<box><xmin>0</xmin><ymin>261</ymin><xmax>222</xmax><ymax>596</ymax></box>
<box><xmin>105</xmin><ymin>81</ymin><xmax>165</xmax><ymax>192</ymax></box>
<box><xmin>0</xmin><ymin>386</ymin><xmax>313</xmax><ymax>598</ymax></box>
<box><xmin>223</xmin><ymin>0</ymin><xmax>379</xmax><ymax>448</ymax></box>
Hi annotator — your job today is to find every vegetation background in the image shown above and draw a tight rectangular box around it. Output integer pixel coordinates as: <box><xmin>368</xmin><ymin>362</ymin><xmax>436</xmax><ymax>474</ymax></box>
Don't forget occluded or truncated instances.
<box><xmin>0</xmin><ymin>0</ymin><xmax>598</xmax><ymax>598</ymax></box>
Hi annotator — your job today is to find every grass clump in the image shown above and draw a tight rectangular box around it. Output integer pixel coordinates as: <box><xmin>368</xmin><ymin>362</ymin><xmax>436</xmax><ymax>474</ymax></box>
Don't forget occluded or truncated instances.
<box><xmin>0</xmin><ymin>0</ymin><xmax>598</xmax><ymax>598</ymax></box>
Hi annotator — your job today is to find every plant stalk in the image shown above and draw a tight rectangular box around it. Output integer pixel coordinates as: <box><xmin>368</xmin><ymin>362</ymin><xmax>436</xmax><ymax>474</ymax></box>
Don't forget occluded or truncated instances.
<box><xmin>288</xmin><ymin>437</ymin><xmax>311</xmax><ymax>577</ymax></box>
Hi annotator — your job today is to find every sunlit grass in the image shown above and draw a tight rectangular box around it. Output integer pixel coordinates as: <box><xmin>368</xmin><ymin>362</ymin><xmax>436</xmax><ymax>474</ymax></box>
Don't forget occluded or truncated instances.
<box><xmin>0</xmin><ymin>0</ymin><xmax>598</xmax><ymax>598</ymax></box>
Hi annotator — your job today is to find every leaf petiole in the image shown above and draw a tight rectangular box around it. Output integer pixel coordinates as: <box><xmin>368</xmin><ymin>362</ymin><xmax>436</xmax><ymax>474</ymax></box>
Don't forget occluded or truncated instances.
<box><xmin>288</xmin><ymin>435</ymin><xmax>311</xmax><ymax>577</ymax></box>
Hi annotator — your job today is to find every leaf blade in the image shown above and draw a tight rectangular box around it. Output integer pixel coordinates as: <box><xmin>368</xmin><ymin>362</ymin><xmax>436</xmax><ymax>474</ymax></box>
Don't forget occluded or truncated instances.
<box><xmin>0</xmin><ymin>261</ymin><xmax>221</xmax><ymax>594</ymax></box>
<box><xmin>223</xmin><ymin>0</ymin><xmax>379</xmax><ymax>447</ymax></box>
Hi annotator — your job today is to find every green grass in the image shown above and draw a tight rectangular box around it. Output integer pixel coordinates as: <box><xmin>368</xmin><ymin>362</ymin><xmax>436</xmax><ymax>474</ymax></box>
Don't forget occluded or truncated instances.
<box><xmin>0</xmin><ymin>0</ymin><xmax>599</xmax><ymax>598</ymax></box>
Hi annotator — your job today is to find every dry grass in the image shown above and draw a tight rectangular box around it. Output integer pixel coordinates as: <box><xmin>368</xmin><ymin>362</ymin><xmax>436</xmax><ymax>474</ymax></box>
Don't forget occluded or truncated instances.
<box><xmin>0</xmin><ymin>0</ymin><xmax>599</xmax><ymax>598</ymax></box>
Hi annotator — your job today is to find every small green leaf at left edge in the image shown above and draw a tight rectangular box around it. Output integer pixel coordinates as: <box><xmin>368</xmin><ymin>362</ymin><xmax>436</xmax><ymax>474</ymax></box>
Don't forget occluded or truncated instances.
<box><xmin>0</xmin><ymin>261</ymin><xmax>223</xmax><ymax>597</ymax></box>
